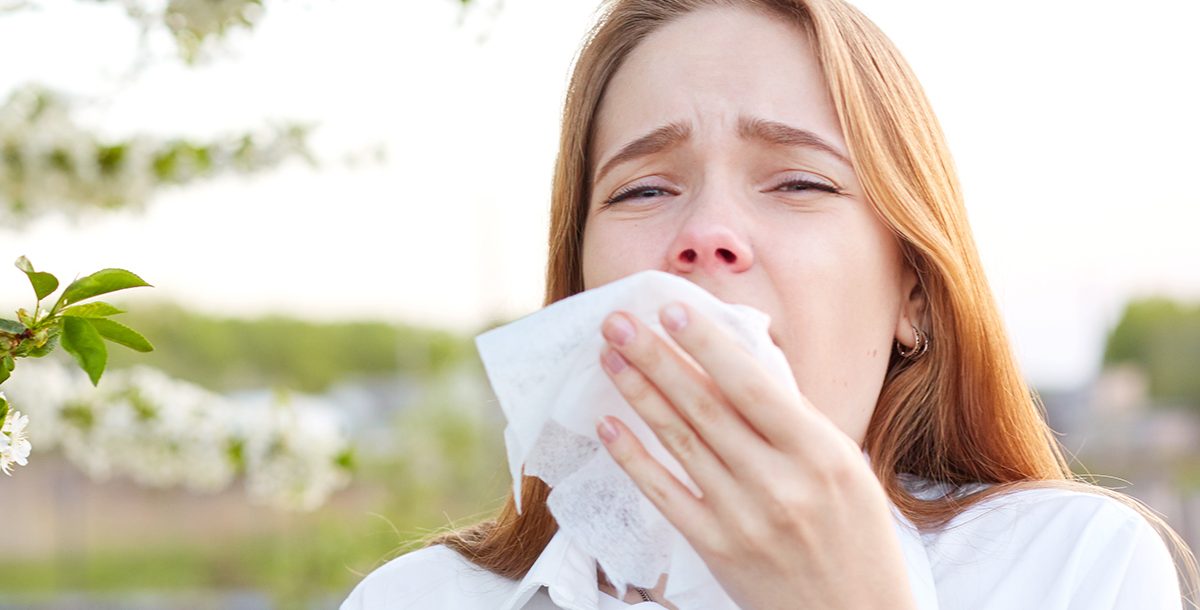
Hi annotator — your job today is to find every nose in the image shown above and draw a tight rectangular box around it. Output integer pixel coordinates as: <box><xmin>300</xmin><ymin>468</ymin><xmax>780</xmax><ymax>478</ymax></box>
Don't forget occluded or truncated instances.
<box><xmin>666</xmin><ymin>197</ymin><xmax>754</xmax><ymax>275</ymax></box>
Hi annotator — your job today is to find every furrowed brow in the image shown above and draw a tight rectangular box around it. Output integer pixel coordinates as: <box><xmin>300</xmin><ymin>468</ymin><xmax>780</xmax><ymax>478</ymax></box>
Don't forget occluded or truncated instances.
<box><xmin>591</xmin><ymin>115</ymin><xmax>850</xmax><ymax>186</ymax></box>
<box><xmin>593</xmin><ymin>121</ymin><xmax>691</xmax><ymax>186</ymax></box>
<box><xmin>737</xmin><ymin>115</ymin><xmax>852</xmax><ymax>167</ymax></box>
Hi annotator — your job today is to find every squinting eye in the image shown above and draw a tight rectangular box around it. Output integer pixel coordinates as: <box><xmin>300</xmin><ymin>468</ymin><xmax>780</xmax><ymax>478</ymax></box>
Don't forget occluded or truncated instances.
<box><xmin>774</xmin><ymin>178</ymin><xmax>841</xmax><ymax>194</ymax></box>
<box><xmin>603</xmin><ymin>185</ymin><xmax>673</xmax><ymax>206</ymax></box>
<box><xmin>602</xmin><ymin>177</ymin><xmax>842</xmax><ymax>207</ymax></box>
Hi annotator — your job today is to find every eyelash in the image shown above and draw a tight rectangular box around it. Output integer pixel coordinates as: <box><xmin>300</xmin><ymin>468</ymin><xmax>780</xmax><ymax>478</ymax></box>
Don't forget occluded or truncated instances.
<box><xmin>602</xmin><ymin>178</ymin><xmax>842</xmax><ymax>206</ymax></box>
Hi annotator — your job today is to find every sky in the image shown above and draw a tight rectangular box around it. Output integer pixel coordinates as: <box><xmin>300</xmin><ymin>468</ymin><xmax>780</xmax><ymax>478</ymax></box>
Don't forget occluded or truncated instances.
<box><xmin>0</xmin><ymin>0</ymin><xmax>1197</xmax><ymax>391</ymax></box>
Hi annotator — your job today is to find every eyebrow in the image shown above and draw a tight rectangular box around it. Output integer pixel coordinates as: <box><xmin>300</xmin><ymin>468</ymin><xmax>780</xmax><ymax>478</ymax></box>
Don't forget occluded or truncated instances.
<box><xmin>593</xmin><ymin>115</ymin><xmax>852</xmax><ymax>185</ymax></box>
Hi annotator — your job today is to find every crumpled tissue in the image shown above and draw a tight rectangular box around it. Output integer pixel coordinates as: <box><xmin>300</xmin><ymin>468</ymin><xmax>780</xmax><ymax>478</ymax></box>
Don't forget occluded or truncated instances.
<box><xmin>474</xmin><ymin>269</ymin><xmax>799</xmax><ymax>608</ymax></box>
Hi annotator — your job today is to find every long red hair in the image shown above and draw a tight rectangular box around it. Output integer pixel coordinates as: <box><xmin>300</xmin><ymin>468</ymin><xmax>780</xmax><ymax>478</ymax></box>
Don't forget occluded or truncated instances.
<box><xmin>423</xmin><ymin>0</ymin><xmax>1198</xmax><ymax>604</ymax></box>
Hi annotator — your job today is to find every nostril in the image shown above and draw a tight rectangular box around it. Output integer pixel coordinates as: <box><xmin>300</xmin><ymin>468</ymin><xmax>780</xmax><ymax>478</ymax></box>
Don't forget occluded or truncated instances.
<box><xmin>717</xmin><ymin>248</ymin><xmax>736</xmax><ymax>263</ymax></box>
<box><xmin>681</xmin><ymin>250</ymin><xmax>697</xmax><ymax>263</ymax></box>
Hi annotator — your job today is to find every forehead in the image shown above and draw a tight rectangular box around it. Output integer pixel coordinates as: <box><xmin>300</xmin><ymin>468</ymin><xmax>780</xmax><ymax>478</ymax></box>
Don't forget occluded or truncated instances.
<box><xmin>591</xmin><ymin>5</ymin><xmax>846</xmax><ymax>165</ymax></box>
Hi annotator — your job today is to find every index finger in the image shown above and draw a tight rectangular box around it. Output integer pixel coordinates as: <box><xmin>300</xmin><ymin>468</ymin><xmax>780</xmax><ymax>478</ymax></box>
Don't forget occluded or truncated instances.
<box><xmin>658</xmin><ymin>300</ymin><xmax>813</xmax><ymax>451</ymax></box>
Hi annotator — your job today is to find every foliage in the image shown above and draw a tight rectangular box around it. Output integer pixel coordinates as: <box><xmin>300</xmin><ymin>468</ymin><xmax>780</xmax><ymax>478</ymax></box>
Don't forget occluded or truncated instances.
<box><xmin>1</xmin><ymin>256</ymin><xmax>154</xmax><ymax>387</ymax></box>
<box><xmin>99</xmin><ymin>300</ymin><xmax>481</xmax><ymax>394</ymax></box>
<box><xmin>1</xmin><ymin>255</ymin><xmax>155</xmax><ymax>474</ymax></box>
<box><xmin>1103</xmin><ymin>297</ymin><xmax>1200</xmax><ymax>409</ymax></box>
<box><xmin>0</xmin><ymin>0</ymin><xmax>314</xmax><ymax>224</ymax></box>
<box><xmin>0</xmin><ymin>85</ymin><xmax>314</xmax><ymax>226</ymax></box>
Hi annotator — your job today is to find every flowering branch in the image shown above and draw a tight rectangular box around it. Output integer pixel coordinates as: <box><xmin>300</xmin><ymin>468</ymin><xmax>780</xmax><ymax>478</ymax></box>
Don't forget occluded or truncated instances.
<box><xmin>0</xmin><ymin>255</ymin><xmax>154</xmax><ymax>475</ymax></box>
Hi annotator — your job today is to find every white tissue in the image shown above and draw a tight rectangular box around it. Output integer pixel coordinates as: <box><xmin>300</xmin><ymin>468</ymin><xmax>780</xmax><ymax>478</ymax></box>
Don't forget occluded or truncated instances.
<box><xmin>474</xmin><ymin>269</ymin><xmax>802</xmax><ymax>609</ymax></box>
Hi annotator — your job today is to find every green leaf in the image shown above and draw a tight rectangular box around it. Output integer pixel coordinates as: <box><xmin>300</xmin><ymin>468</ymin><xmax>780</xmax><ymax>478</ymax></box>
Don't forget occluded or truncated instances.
<box><xmin>0</xmin><ymin>318</ymin><xmax>25</xmax><ymax>334</ymax></box>
<box><xmin>28</xmin><ymin>271</ymin><xmax>58</xmax><ymax>301</ymax></box>
<box><xmin>28</xmin><ymin>332</ymin><xmax>58</xmax><ymax>358</ymax></box>
<box><xmin>14</xmin><ymin>256</ymin><xmax>59</xmax><ymax>301</ymax></box>
<box><xmin>56</xmin><ymin>269</ymin><xmax>152</xmax><ymax>312</ymax></box>
<box><xmin>62</xmin><ymin>302</ymin><xmax>126</xmax><ymax>318</ymax></box>
<box><xmin>2</xmin><ymin>353</ymin><xmax>13</xmax><ymax>372</ymax></box>
<box><xmin>88</xmin><ymin>318</ymin><xmax>153</xmax><ymax>353</ymax></box>
<box><xmin>0</xmin><ymin>392</ymin><xmax>8</xmax><ymax>423</ymax></box>
<box><xmin>61</xmin><ymin>316</ymin><xmax>107</xmax><ymax>386</ymax></box>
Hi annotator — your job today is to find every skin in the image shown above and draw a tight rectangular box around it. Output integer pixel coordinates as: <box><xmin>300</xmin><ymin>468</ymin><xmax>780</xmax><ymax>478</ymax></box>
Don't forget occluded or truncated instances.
<box><xmin>579</xmin><ymin>5</ymin><xmax>925</xmax><ymax>609</ymax></box>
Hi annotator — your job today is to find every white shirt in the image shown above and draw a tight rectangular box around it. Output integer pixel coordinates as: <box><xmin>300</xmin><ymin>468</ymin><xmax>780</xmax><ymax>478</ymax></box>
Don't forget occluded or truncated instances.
<box><xmin>340</xmin><ymin>473</ymin><xmax>1183</xmax><ymax>610</ymax></box>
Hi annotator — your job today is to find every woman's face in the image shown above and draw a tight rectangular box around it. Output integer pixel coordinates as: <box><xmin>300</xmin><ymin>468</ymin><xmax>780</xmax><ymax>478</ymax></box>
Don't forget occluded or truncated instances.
<box><xmin>581</xmin><ymin>5</ymin><xmax>923</xmax><ymax>446</ymax></box>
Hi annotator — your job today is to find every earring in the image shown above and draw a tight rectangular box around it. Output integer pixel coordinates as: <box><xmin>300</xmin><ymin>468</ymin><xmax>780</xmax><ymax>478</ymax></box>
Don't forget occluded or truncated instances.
<box><xmin>896</xmin><ymin>324</ymin><xmax>929</xmax><ymax>359</ymax></box>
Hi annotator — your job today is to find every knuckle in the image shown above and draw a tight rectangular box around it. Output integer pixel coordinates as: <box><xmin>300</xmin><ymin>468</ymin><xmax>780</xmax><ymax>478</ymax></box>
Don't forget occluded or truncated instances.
<box><xmin>736</xmin><ymin>376</ymin><xmax>776</xmax><ymax>407</ymax></box>
<box><xmin>729</xmin><ymin>516</ymin><xmax>771</xmax><ymax>555</ymax></box>
<box><xmin>662</xmin><ymin>423</ymin><xmax>698</xmax><ymax>460</ymax></box>
<box><xmin>700</xmin><ymin>534</ymin><xmax>736</xmax><ymax>565</ymax></box>
<box><xmin>607</xmin><ymin>436</ymin><xmax>635</xmax><ymax>463</ymax></box>
<box><xmin>684</xmin><ymin>327</ymin><xmax>714</xmax><ymax>353</ymax></box>
<box><xmin>635</xmin><ymin>338</ymin><xmax>666</xmax><ymax>372</ymax></box>
<box><xmin>753</xmin><ymin>463</ymin><xmax>815</xmax><ymax>527</ymax></box>
<box><xmin>625</xmin><ymin>377</ymin><xmax>657</xmax><ymax>406</ymax></box>
<box><xmin>812</xmin><ymin>447</ymin><xmax>860</xmax><ymax>490</ymax></box>
<box><xmin>643</xmin><ymin>477</ymin><xmax>673</xmax><ymax>508</ymax></box>
<box><xmin>689</xmin><ymin>386</ymin><xmax>725</xmax><ymax>424</ymax></box>
<box><xmin>763</xmin><ymin>487</ymin><xmax>809</xmax><ymax>530</ymax></box>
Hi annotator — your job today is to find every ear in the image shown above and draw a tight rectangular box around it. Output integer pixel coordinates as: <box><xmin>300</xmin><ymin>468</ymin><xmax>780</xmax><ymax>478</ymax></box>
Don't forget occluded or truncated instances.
<box><xmin>894</xmin><ymin>262</ymin><xmax>928</xmax><ymax>350</ymax></box>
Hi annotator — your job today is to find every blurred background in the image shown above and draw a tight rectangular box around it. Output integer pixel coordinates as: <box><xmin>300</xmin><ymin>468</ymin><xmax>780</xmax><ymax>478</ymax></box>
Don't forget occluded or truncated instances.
<box><xmin>0</xmin><ymin>0</ymin><xmax>1196</xmax><ymax>608</ymax></box>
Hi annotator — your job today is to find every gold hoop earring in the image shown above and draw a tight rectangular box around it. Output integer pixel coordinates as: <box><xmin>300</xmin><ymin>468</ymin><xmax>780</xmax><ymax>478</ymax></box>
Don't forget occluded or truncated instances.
<box><xmin>896</xmin><ymin>324</ymin><xmax>929</xmax><ymax>359</ymax></box>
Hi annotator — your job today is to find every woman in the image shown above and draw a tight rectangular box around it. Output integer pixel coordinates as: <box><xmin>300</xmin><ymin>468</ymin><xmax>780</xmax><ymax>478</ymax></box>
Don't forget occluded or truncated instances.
<box><xmin>342</xmin><ymin>0</ymin><xmax>1198</xmax><ymax>608</ymax></box>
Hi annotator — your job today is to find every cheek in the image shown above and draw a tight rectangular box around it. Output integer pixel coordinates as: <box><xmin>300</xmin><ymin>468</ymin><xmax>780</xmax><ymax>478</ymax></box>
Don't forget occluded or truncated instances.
<box><xmin>770</xmin><ymin>212</ymin><xmax>902</xmax><ymax>430</ymax></box>
<box><xmin>778</xmin><ymin>211</ymin><xmax>901</xmax><ymax>313</ymax></box>
<box><xmin>581</xmin><ymin>218</ymin><xmax>661</xmax><ymax>289</ymax></box>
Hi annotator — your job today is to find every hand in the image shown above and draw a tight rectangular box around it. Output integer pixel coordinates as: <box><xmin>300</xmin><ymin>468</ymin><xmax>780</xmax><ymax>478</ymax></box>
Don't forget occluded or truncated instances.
<box><xmin>595</xmin><ymin>301</ymin><xmax>918</xmax><ymax>610</ymax></box>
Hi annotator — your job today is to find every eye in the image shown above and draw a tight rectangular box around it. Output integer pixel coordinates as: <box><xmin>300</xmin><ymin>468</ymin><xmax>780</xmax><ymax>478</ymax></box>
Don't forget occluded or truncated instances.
<box><xmin>601</xmin><ymin>175</ymin><xmax>842</xmax><ymax>208</ymax></box>
<box><xmin>602</xmin><ymin>184</ymin><xmax>675</xmax><ymax>206</ymax></box>
<box><xmin>773</xmin><ymin>177</ymin><xmax>842</xmax><ymax>195</ymax></box>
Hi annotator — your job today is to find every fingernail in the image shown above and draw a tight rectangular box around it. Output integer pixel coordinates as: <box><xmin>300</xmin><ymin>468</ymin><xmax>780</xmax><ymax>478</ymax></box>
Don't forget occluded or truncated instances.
<box><xmin>661</xmin><ymin>302</ymin><xmax>688</xmax><ymax>332</ymax></box>
<box><xmin>603</xmin><ymin>314</ymin><xmax>635</xmax><ymax>346</ymax></box>
<box><xmin>597</xmin><ymin>416</ymin><xmax>619</xmax><ymax>443</ymax></box>
<box><xmin>602</xmin><ymin>347</ymin><xmax>627</xmax><ymax>374</ymax></box>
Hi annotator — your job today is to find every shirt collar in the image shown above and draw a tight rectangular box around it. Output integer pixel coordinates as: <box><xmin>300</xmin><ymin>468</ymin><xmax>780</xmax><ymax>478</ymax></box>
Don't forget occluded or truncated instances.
<box><xmin>500</xmin><ymin>526</ymin><xmax>602</xmax><ymax>610</ymax></box>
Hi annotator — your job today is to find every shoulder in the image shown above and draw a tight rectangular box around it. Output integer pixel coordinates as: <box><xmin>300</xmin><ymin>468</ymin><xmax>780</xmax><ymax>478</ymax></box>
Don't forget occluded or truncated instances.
<box><xmin>940</xmin><ymin>485</ymin><xmax>1144</xmax><ymax>532</ymax></box>
<box><xmin>923</xmin><ymin>485</ymin><xmax>1182</xmax><ymax>609</ymax></box>
<box><xmin>938</xmin><ymin>485</ymin><xmax>1161</xmax><ymax>546</ymax></box>
<box><xmin>339</xmin><ymin>543</ymin><xmax>520</xmax><ymax>610</ymax></box>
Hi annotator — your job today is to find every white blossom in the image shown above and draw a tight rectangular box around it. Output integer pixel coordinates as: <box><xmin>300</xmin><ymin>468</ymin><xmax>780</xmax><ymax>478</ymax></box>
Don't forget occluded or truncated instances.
<box><xmin>242</xmin><ymin>395</ymin><xmax>353</xmax><ymax>511</ymax></box>
<box><xmin>1</xmin><ymin>407</ymin><xmax>32</xmax><ymax>475</ymax></box>
<box><xmin>1</xmin><ymin>358</ymin><xmax>353</xmax><ymax>509</ymax></box>
<box><xmin>1</xmin><ymin>85</ymin><xmax>308</xmax><ymax>226</ymax></box>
